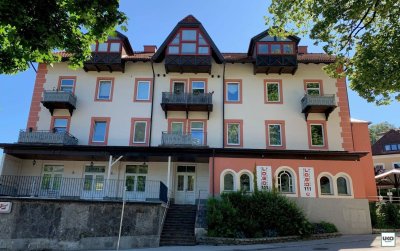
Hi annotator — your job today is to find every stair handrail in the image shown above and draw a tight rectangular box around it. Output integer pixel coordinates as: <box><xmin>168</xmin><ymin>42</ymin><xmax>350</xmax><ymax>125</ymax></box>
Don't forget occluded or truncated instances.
<box><xmin>195</xmin><ymin>189</ymin><xmax>208</xmax><ymax>230</ymax></box>
<box><xmin>158</xmin><ymin>196</ymin><xmax>170</xmax><ymax>237</ymax></box>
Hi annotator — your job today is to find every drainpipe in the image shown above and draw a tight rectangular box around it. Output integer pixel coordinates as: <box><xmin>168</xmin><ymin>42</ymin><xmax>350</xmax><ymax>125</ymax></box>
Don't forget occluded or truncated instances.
<box><xmin>149</xmin><ymin>60</ymin><xmax>156</xmax><ymax>146</ymax></box>
<box><xmin>222</xmin><ymin>63</ymin><xmax>226</xmax><ymax>148</ymax></box>
<box><xmin>212</xmin><ymin>149</ymin><xmax>215</xmax><ymax>197</ymax></box>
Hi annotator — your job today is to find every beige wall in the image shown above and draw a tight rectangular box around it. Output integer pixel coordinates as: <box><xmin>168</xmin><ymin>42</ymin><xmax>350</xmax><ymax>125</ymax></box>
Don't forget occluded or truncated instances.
<box><xmin>35</xmin><ymin>61</ymin><xmax>344</xmax><ymax>150</ymax></box>
<box><xmin>373</xmin><ymin>154</ymin><xmax>400</xmax><ymax>172</ymax></box>
<box><xmin>1</xmin><ymin>154</ymin><xmax>22</xmax><ymax>176</ymax></box>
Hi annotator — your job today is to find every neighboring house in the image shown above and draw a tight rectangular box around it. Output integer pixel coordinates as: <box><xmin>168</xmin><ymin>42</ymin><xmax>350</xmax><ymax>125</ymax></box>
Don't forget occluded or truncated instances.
<box><xmin>0</xmin><ymin>15</ymin><xmax>376</xmax><ymax>237</ymax></box>
<box><xmin>372</xmin><ymin>129</ymin><xmax>400</xmax><ymax>174</ymax></box>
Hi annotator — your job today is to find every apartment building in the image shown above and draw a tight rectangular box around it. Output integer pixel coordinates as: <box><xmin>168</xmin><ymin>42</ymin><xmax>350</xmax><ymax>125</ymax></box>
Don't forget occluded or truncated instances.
<box><xmin>0</xmin><ymin>15</ymin><xmax>376</xmax><ymax>235</ymax></box>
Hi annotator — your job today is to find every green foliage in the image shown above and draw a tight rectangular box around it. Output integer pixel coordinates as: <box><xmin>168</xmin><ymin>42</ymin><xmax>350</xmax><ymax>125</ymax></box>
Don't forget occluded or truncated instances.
<box><xmin>0</xmin><ymin>0</ymin><xmax>127</xmax><ymax>74</ymax></box>
<box><xmin>266</xmin><ymin>0</ymin><xmax>400</xmax><ymax>105</ymax></box>
<box><xmin>369</xmin><ymin>121</ymin><xmax>397</xmax><ymax>144</ymax></box>
<box><xmin>311</xmin><ymin>221</ymin><xmax>338</xmax><ymax>234</ymax></box>
<box><xmin>370</xmin><ymin>202</ymin><xmax>400</xmax><ymax>229</ymax></box>
<box><xmin>207</xmin><ymin>191</ymin><xmax>312</xmax><ymax>238</ymax></box>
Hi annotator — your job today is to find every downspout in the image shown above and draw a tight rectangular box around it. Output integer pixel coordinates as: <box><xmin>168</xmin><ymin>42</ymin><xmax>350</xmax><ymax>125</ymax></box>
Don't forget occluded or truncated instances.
<box><xmin>212</xmin><ymin>148</ymin><xmax>215</xmax><ymax>197</ymax></box>
<box><xmin>222</xmin><ymin>63</ymin><xmax>226</xmax><ymax>148</ymax></box>
<box><xmin>149</xmin><ymin>60</ymin><xmax>156</xmax><ymax>146</ymax></box>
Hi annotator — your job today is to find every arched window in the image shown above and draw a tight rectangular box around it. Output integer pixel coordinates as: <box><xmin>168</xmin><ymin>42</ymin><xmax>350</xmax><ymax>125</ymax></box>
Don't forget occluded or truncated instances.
<box><xmin>278</xmin><ymin>170</ymin><xmax>294</xmax><ymax>193</ymax></box>
<box><xmin>224</xmin><ymin>173</ymin><xmax>234</xmax><ymax>191</ymax></box>
<box><xmin>240</xmin><ymin>173</ymin><xmax>250</xmax><ymax>192</ymax></box>
<box><xmin>320</xmin><ymin>176</ymin><xmax>332</xmax><ymax>195</ymax></box>
<box><xmin>337</xmin><ymin>177</ymin><xmax>350</xmax><ymax>195</ymax></box>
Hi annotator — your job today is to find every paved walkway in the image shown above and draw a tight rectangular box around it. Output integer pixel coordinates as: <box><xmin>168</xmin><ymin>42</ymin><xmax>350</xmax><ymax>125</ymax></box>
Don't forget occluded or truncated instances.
<box><xmin>101</xmin><ymin>234</ymin><xmax>400</xmax><ymax>251</ymax></box>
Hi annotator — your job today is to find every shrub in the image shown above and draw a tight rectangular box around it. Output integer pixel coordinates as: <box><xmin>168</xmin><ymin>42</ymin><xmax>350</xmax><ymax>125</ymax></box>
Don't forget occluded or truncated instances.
<box><xmin>370</xmin><ymin>201</ymin><xmax>400</xmax><ymax>229</ymax></box>
<box><xmin>312</xmin><ymin>221</ymin><xmax>338</xmax><ymax>234</ymax></box>
<box><xmin>206</xmin><ymin>191</ymin><xmax>312</xmax><ymax>238</ymax></box>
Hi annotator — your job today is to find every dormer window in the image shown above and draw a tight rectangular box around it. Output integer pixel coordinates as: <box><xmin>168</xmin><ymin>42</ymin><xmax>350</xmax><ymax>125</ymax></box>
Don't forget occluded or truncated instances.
<box><xmin>256</xmin><ymin>42</ymin><xmax>295</xmax><ymax>55</ymax></box>
<box><xmin>90</xmin><ymin>41</ymin><xmax>122</xmax><ymax>53</ymax></box>
<box><xmin>167</xmin><ymin>29</ymin><xmax>210</xmax><ymax>55</ymax></box>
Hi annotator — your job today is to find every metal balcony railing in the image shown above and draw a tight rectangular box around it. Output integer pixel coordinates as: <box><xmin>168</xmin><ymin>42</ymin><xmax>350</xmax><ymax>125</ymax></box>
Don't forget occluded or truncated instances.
<box><xmin>301</xmin><ymin>94</ymin><xmax>336</xmax><ymax>110</ymax></box>
<box><xmin>161</xmin><ymin>92</ymin><xmax>213</xmax><ymax>105</ymax></box>
<box><xmin>42</xmin><ymin>90</ymin><xmax>77</xmax><ymax>107</ymax></box>
<box><xmin>18</xmin><ymin>130</ymin><xmax>78</xmax><ymax>145</ymax></box>
<box><xmin>0</xmin><ymin>175</ymin><xmax>168</xmax><ymax>203</ymax></box>
<box><xmin>161</xmin><ymin>132</ymin><xmax>208</xmax><ymax>147</ymax></box>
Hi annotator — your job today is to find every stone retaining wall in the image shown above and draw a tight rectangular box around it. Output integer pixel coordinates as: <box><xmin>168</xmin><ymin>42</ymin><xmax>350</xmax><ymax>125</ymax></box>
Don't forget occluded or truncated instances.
<box><xmin>0</xmin><ymin>198</ymin><xmax>166</xmax><ymax>250</ymax></box>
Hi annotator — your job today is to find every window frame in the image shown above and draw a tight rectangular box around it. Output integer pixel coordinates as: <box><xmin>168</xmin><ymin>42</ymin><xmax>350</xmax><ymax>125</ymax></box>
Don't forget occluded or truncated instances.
<box><xmin>264</xmin><ymin>79</ymin><xmax>283</xmax><ymax>104</ymax></box>
<box><xmin>393</xmin><ymin>162</ymin><xmax>400</xmax><ymax>169</ymax></box>
<box><xmin>50</xmin><ymin>116</ymin><xmax>71</xmax><ymax>133</ymax></box>
<box><xmin>319</xmin><ymin>176</ymin><xmax>333</xmax><ymax>195</ymax></box>
<box><xmin>224</xmin><ymin>79</ymin><xmax>242</xmax><ymax>104</ymax></box>
<box><xmin>277</xmin><ymin>170</ymin><xmax>295</xmax><ymax>194</ymax></box>
<box><xmin>265</xmin><ymin>120</ymin><xmax>286</xmax><ymax>149</ymax></box>
<box><xmin>189</xmin><ymin>78</ymin><xmax>207</xmax><ymax>94</ymax></box>
<box><xmin>57</xmin><ymin>76</ymin><xmax>77</xmax><ymax>94</ymax></box>
<box><xmin>304</xmin><ymin>80</ymin><xmax>324</xmax><ymax>96</ymax></box>
<box><xmin>168</xmin><ymin>119</ymin><xmax>187</xmax><ymax>134</ymax></box>
<box><xmin>170</xmin><ymin>79</ymin><xmax>188</xmax><ymax>94</ymax></box>
<box><xmin>130</xmin><ymin>118</ymin><xmax>151</xmax><ymax>146</ymax></box>
<box><xmin>91</xmin><ymin>41</ymin><xmax>122</xmax><ymax>53</ymax></box>
<box><xmin>255</xmin><ymin>41</ymin><xmax>296</xmax><ymax>55</ymax></box>
<box><xmin>307</xmin><ymin>120</ymin><xmax>328</xmax><ymax>150</ymax></box>
<box><xmin>94</xmin><ymin>78</ymin><xmax>114</xmax><ymax>102</ymax></box>
<box><xmin>89</xmin><ymin>117</ymin><xmax>111</xmax><ymax>145</ymax></box>
<box><xmin>189</xmin><ymin>119</ymin><xmax>207</xmax><ymax>146</ymax></box>
<box><xmin>223</xmin><ymin>172</ymin><xmax>235</xmax><ymax>192</ymax></box>
<box><xmin>224</xmin><ymin>119</ymin><xmax>243</xmax><ymax>147</ymax></box>
<box><xmin>336</xmin><ymin>176</ymin><xmax>351</xmax><ymax>196</ymax></box>
<box><xmin>166</xmin><ymin>28</ymin><xmax>211</xmax><ymax>56</ymax></box>
<box><xmin>134</xmin><ymin>78</ymin><xmax>153</xmax><ymax>102</ymax></box>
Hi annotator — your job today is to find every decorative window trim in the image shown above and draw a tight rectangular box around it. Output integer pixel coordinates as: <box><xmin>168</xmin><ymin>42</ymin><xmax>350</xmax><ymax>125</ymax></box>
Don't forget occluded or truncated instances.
<box><xmin>224</xmin><ymin>79</ymin><xmax>242</xmax><ymax>104</ymax></box>
<box><xmin>274</xmin><ymin>166</ymin><xmax>298</xmax><ymax>197</ymax></box>
<box><xmin>307</xmin><ymin>120</ymin><xmax>329</xmax><ymax>150</ymax></box>
<box><xmin>224</xmin><ymin>119</ymin><xmax>243</xmax><ymax>148</ymax></box>
<box><xmin>265</xmin><ymin>120</ymin><xmax>286</xmax><ymax>149</ymax></box>
<box><xmin>94</xmin><ymin>77</ymin><xmax>114</xmax><ymax>102</ymax></box>
<box><xmin>129</xmin><ymin>118</ymin><xmax>151</xmax><ymax>146</ymax></box>
<box><xmin>88</xmin><ymin>117</ymin><xmax>111</xmax><ymax>145</ymax></box>
<box><xmin>304</xmin><ymin>79</ymin><xmax>324</xmax><ymax>96</ymax></box>
<box><xmin>50</xmin><ymin>116</ymin><xmax>71</xmax><ymax>133</ymax></box>
<box><xmin>220</xmin><ymin>169</ymin><xmax>237</xmax><ymax>193</ymax></box>
<box><xmin>57</xmin><ymin>76</ymin><xmax>77</xmax><ymax>94</ymax></box>
<box><xmin>188</xmin><ymin>119</ymin><xmax>207</xmax><ymax>145</ymax></box>
<box><xmin>316</xmin><ymin>172</ymin><xmax>334</xmax><ymax>198</ymax></box>
<box><xmin>166</xmin><ymin>28</ymin><xmax>211</xmax><ymax>56</ymax></box>
<box><xmin>170</xmin><ymin>79</ymin><xmax>188</xmax><ymax>93</ymax></box>
<box><xmin>237</xmin><ymin>170</ymin><xmax>254</xmax><ymax>192</ymax></box>
<box><xmin>334</xmin><ymin>173</ymin><xmax>353</xmax><ymax>198</ymax></box>
<box><xmin>264</xmin><ymin>79</ymin><xmax>283</xmax><ymax>104</ymax></box>
<box><xmin>168</xmin><ymin>119</ymin><xmax>187</xmax><ymax>134</ymax></box>
<box><xmin>189</xmin><ymin>78</ymin><xmax>208</xmax><ymax>94</ymax></box>
<box><xmin>134</xmin><ymin>78</ymin><xmax>153</xmax><ymax>102</ymax></box>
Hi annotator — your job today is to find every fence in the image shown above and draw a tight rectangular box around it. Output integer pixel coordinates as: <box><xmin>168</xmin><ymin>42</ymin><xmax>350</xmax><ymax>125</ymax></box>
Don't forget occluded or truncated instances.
<box><xmin>0</xmin><ymin>175</ymin><xmax>168</xmax><ymax>203</ymax></box>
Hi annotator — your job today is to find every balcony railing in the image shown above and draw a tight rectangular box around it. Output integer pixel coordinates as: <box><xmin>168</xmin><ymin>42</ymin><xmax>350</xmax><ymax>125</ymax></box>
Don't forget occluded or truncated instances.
<box><xmin>164</xmin><ymin>55</ymin><xmax>212</xmax><ymax>74</ymax></box>
<box><xmin>0</xmin><ymin>175</ymin><xmax>168</xmax><ymax>203</ymax></box>
<box><xmin>301</xmin><ymin>94</ymin><xmax>337</xmax><ymax>120</ymax></box>
<box><xmin>161</xmin><ymin>132</ymin><xmax>208</xmax><ymax>147</ymax></box>
<box><xmin>161</xmin><ymin>92</ymin><xmax>213</xmax><ymax>119</ymax></box>
<box><xmin>18</xmin><ymin>130</ymin><xmax>78</xmax><ymax>145</ymax></box>
<box><xmin>42</xmin><ymin>90</ymin><xmax>77</xmax><ymax>115</ymax></box>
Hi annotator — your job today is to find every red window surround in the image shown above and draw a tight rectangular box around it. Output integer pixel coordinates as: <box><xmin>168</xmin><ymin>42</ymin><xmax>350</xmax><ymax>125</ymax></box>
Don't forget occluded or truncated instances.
<box><xmin>166</xmin><ymin>28</ymin><xmax>211</xmax><ymax>56</ymax></box>
<box><xmin>264</xmin><ymin>79</ymin><xmax>283</xmax><ymax>104</ymax></box>
<box><xmin>57</xmin><ymin>76</ymin><xmax>77</xmax><ymax>94</ymax></box>
<box><xmin>224</xmin><ymin>119</ymin><xmax>244</xmax><ymax>148</ymax></box>
<box><xmin>50</xmin><ymin>116</ymin><xmax>71</xmax><ymax>132</ymax></box>
<box><xmin>307</xmin><ymin>120</ymin><xmax>329</xmax><ymax>150</ymax></box>
<box><xmin>265</xmin><ymin>120</ymin><xmax>286</xmax><ymax>150</ymax></box>
<box><xmin>94</xmin><ymin>77</ymin><xmax>115</xmax><ymax>102</ymax></box>
<box><xmin>224</xmin><ymin>79</ymin><xmax>243</xmax><ymax>104</ymax></box>
<box><xmin>129</xmin><ymin>118</ymin><xmax>151</xmax><ymax>146</ymax></box>
<box><xmin>303</xmin><ymin>79</ymin><xmax>324</xmax><ymax>95</ymax></box>
<box><xmin>88</xmin><ymin>117</ymin><xmax>111</xmax><ymax>145</ymax></box>
<box><xmin>133</xmin><ymin>78</ymin><xmax>153</xmax><ymax>102</ymax></box>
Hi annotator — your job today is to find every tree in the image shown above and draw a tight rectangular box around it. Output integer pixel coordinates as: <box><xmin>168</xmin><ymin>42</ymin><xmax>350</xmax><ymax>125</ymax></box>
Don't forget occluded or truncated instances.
<box><xmin>369</xmin><ymin>121</ymin><xmax>397</xmax><ymax>144</ymax></box>
<box><xmin>0</xmin><ymin>0</ymin><xmax>127</xmax><ymax>74</ymax></box>
<box><xmin>266</xmin><ymin>0</ymin><xmax>400</xmax><ymax>105</ymax></box>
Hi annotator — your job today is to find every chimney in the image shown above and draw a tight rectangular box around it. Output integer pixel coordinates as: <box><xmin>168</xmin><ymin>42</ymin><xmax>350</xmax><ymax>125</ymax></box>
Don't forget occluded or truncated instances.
<box><xmin>143</xmin><ymin>45</ymin><xmax>157</xmax><ymax>53</ymax></box>
<box><xmin>298</xmin><ymin>46</ymin><xmax>308</xmax><ymax>54</ymax></box>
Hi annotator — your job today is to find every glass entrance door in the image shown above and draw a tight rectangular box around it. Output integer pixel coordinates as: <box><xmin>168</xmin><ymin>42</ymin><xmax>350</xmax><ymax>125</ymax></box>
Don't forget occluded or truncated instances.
<box><xmin>81</xmin><ymin>165</ymin><xmax>105</xmax><ymax>199</ymax></box>
<box><xmin>175</xmin><ymin>165</ymin><xmax>196</xmax><ymax>204</ymax></box>
<box><xmin>125</xmin><ymin>164</ymin><xmax>148</xmax><ymax>201</ymax></box>
<box><xmin>40</xmin><ymin>165</ymin><xmax>64</xmax><ymax>198</ymax></box>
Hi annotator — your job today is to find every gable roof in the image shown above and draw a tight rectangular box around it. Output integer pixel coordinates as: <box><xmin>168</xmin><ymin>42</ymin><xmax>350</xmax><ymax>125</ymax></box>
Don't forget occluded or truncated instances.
<box><xmin>372</xmin><ymin>129</ymin><xmax>400</xmax><ymax>155</ymax></box>
<box><xmin>247</xmin><ymin>30</ymin><xmax>301</xmax><ymax>56</ymax></box>
<box><xmin>114</xmin><ymin>31</ymin><xmax>134</xmax><ymax>55</ymax></box>
<box><xmin>152</xmin><ymin>15</ymin><xmax>224</xmax><ymax>63</ymax></box>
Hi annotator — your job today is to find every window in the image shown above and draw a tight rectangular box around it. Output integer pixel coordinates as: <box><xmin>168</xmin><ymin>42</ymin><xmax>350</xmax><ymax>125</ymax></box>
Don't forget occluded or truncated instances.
<box><xmin>320</xmin><ymin>176</ymin><xmax>332</xmax><ymax>195</ymax></box>
<box><xmin>95</xmin><ymin>79</ymin><xmax>113</xmax><ymax>101</ymax></box>
<box><xmin>374</xmin><ymin>164</ymin><xmax>385</xmax><ymax>175</ymax></box>
<box><xmin>224</xmin><ymin>173</ymin><xmax>234</xmax><ymax>191</ymax></box>
<box><xmin>191</xmin><ymin>80</ymin><xmax>205</xmax><ymax>94</ymax></box>
<box><xmin>278</xmin><ymin>170</ymin><xmax>294</xmax><ymax>193</ymax></box>
<box><xmin>385</xmin><ymin>144</ymin><xmax>400</xmax><ymax>151</ymax></box>
<box><xmin>89</xmin><ymin>117</ymin><xmax>110</xmax><ymax>145</ymax></box>
<box><xmin>130</xmin><ymin>118</ymin><xmax>150</xmax><ymax>146</ymax></box>
<box><xmin>109</xmin><ymin>42</ymin><xmax>121</xmax><ymax>52</ymax></box>
<box><xmin>167</xmin><ymin>29</ymin><xmax>210</xmax><ymax>55</ymax></box>
<box><xmin>225</xmin><ymin>80</ymin><xmax>242</xmax><ymax>103</ymax></box>
<box><xmin>171</xmin><ymin>122</ymin><xmax>185</xmax><ymax>134</ymax></box>
<box><xmin>337</xmin><ymin>177</ymin><xmax>350</xmax><ymax>195</ymax></box>
<box><xmin>136</xmin><ymin>81</ymin><xmax>150</xmax><ymax>100</ymax></box>
<box><xmin>268</xmin><ymin>124</ymin><xmax>282</xmax><ymax>146</ymax></box>
<box><xmin>258</xmin><ymin>44</ymin><xmax>268</xmax><ymax>54</ymax></box>
<box><xmin>240</xmin><ymin>173</ymin><xmax>251</xmax><ymax>192</ymax></box>
<box><xmin>97</xmin><ymin>43</ymin><xmax>108</xmax><ymax>52</ymax></box>
<box><xmin>283</xmin><ymin>44</ymin><xmax>294</xmax><ymax>54</ymax></box>
<box><xmin>394</xmin><ymin>162</ymin><xmax>400</xmax><ymax>169</ymax></box>
<box><xmin>59</xmin><ymin>78</ymin><xmax>75</xmax><ymax>93</ymax></box>
<box><xmin>190</xmin><ymin>121</ymin><xmax>205</xmax><ymax>145</ymax></box>
<box><xmin>126</xmin><ymin>165</ymin><xmax>148</xmax><ymax>192</ymax></box>
<box><xmin>255</xmin><ymin>42</ymin><xmax>295</xmax><ymax>55</ymax></box>
<box><xmin>309</xmin><ymin>123</ymin><xmax>326</xmax><ymax>148</ymax></box>
<box><xmin>83</xmin><ymin>165</ymin><xmax>105</xmax><ymax>192</ymax></box>
<box><xmin>265</xmin><ymin>80</ymin><xmax>283</xmax><ymax>103</ymax></box>
<box><xmin>41</xmin><ymin>165</ymin><xmax>63</xmax><ymax>191</ymax></box>
<box><xmin>271</xmin><ymin>44</ymin><xmax>281</xmax><ymax>54</ymax></box>
<box><xmin>226</xmin><ymin>121</ymin><xmax>242</xmax><ymax>147</ymax></box>
<box><xmin>52</xmin><ymin>118</ymin><xmax>69</xmax><ymax>133</ymax></box>
<box><xmin>305</xmin><ymin>82</ymin><xmax>321</xmax><ymax>96</ymax></box>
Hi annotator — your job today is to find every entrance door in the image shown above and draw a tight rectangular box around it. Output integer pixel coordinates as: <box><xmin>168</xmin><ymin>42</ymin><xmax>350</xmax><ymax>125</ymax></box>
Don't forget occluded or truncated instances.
<box><xmin>40</xmin><ymin>165</ymin><xmax>64</xmax><ymax>198</ymax></box>
<box><xmin>125</xmin><ymin>164</ymin><xmax>148</xmax><ymax>201</ymax></box>
<box><xmin>175</xmin><ymin>165</ymin><xmax>196</xmax><ymax>204</ymax></box>
<box><xmin>81</xmin><ymin>165</ymin><xmax>105</xmax><ymax>199</ymax></box>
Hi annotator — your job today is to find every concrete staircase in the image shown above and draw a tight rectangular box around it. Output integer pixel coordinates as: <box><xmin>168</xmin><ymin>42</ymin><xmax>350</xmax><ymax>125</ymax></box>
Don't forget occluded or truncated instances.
<box><xmin>160</xmin><ymin>204</ymin><xmax>197</xmax><ymax>246</ymax></box>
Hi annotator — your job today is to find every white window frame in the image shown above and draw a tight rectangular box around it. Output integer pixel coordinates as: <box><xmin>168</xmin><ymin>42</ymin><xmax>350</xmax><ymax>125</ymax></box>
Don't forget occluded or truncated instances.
<box><xmin>53</xmin><ymin>118</ymin><xmax>68</xmax><ymax>133</ymax></box>
<box><xmin>226</xmin><ymin>82</ymin><xmax>240</xmax><ymax>102</ymax></box>
<box><xmin>97</xmin><ymin>80</ymin><xmax>112</xmax><ymax>100</ymax></box>
<box><xmin>227</xmin><ymin>123</ymin><xmax>240</xmax><ymax>146</ymax></box>
<box><xmin>305</xmin><ymin>82</ymin><xmax>321</xmax><ymax>96</ymax></box>
<box><xmin>268</xmin><ymin>124</ymin><xmax>282</xmax><ymax>146</ymax></box>
<box><xmin>191</xmin><ymin>81</ymin><xmax>205</xmax><ymax>94</ymax></box>
<box><xmin>60</xmin><ymin>79</ymin><xmax>75</xmax><ymax>93</ymax></box>
<box><xmin>92</xmin><ymin>121</ymin><xmax>107</xmax><ymax>143</ymax></box>
<box><xmin>136</xmin><ymin>81</ymin><xmax>151</xmax><ymax>101</ymax></box>
<box><xmin>266</xmin><ymin>82</ymin><xmax>281</xmax><ymax>102</ymax></box>
<box><xmin>133</xmin><ymin>121</ymin><xmax>147</xmax><ymax>144</ymax></box>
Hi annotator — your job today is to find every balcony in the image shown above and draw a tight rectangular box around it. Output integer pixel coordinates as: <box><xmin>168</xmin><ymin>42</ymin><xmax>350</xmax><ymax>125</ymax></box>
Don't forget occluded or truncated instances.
<box><xmin>254</xmin><ymin>55</ymin><xmax>298</xmax><ymax>74</ymax></box>
<box><xmin>83</xmin><ymin>52</ymin><xmax>125</xmax><ymax>72</ymax></box>
<box><xmin>161</xmin><ymin>92</ymin><xmax>213</xmax><ymax>119</ymax></box>
<box><xmin>161</xmin><ymin>132</ymin><xmax>208</xmax><ymax>147</ymax></box>
<box><xmin>164</xmin><ymin>55</ymin><xmax>212</xmax><ymax>74</ymax></box>
<box><xmin>301</xmin><ymin>94</ymin><xmax>337</xmax><ymax>120</ymax></box>
<box><xmin>18</xmin><ymin>130</ymin><xmax>78</xmax><ymax>145</ymax></box>
<box><xmin>0</xmin><ymin>175</ymin><xmax>167</xmax><ymax>203</ymax></box>
<box><xmin>41</xmin><ymin>90</ymin><xmax>77</xmax><ymax>116</ymax></box>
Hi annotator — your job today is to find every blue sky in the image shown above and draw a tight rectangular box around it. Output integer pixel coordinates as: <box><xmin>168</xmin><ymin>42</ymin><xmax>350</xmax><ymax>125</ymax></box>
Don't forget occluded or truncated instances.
<box><xmin>0</xmin><ymin>0</ymin><xmax>399</xmax><ymax>145</ymax></box>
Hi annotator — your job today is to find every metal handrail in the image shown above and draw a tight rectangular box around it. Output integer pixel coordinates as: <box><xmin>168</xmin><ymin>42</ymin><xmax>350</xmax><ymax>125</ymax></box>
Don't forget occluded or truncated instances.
<box><xmin>301</xmin><ymin>94</ymin><xmax>336</xmax><ymax>110</ymax></box>
<box><xmin>161</xmin><ymin>92</ymin><xmax>213</xmax><ymax>105</ymax></box>
<box><xmin>18</xmin><ymin>129</ymin><xmax>78</xmax><ymax>145</ymax></box>
<box><xmin>195</xmin><ymin>189</ymin><xmax>208</xmax><ymax>229</ymax></box>
<box><xmin>161</xmin><ymin>131</ymin><xmax>208</xmax><ymax>146</ymax></box>
<box><xmin>158</xmin><ymin>197</ymin><xmax>170</xmax><ymax>237</ymax></box>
